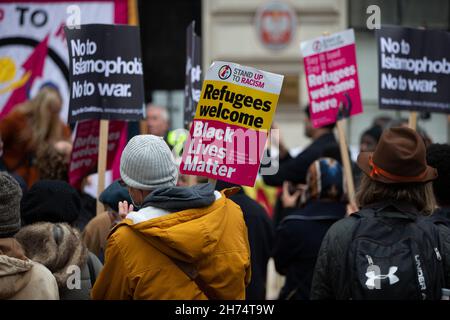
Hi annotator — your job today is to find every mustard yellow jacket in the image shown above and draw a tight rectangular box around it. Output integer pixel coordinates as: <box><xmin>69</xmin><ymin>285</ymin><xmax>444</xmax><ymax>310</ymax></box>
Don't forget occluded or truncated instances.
<box><xmin>91</xmin><ymin>188</ymin><xmax>251</xmax><ymax>300</ymax></box>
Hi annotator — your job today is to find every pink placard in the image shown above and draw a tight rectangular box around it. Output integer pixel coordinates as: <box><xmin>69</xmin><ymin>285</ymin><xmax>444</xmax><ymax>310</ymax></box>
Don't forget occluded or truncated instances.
<box><xmin>301</xmin><ymin>29</ymin><xmax>363</xmax><ymax>128</ymax></box>
<box><xmin>69</xmin><ymin>119</ymin><xmax>127</xmax><ymax>190</ymax></box>
<box><xmin>181</xmin><ymin>119</ymin><xmax>268</xmax><ymax>186</ymax></box>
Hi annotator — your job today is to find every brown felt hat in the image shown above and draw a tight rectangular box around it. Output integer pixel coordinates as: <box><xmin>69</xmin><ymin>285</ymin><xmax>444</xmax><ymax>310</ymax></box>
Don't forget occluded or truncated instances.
<box><xmin>357</xmin><ymin>127</ymin><xmax>438</xmax><ymax>184</ymax></box>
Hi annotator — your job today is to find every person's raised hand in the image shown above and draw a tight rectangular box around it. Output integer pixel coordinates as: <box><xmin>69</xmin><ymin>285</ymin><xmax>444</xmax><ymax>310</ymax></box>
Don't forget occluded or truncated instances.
<box><xmin>118</xmin><ymin>200</ymin><xmax>134</xmax><ymax>220</ymax></box>
<box><xmin>281</xmin><ymin>181</ymin><xmax>305</xmax><ymax>208</ymax></box>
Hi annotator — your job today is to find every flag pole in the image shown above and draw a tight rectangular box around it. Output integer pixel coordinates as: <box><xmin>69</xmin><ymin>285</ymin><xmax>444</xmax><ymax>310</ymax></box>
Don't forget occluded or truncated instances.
<box><xmin>96</xmin><ymin>119</ymin><xmax>109</xmax><ymax>215</ymax></box>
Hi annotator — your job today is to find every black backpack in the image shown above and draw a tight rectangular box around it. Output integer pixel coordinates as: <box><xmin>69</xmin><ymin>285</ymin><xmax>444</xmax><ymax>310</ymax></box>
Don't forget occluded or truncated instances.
<box><xmin>347</xmin><ymin>208</ymin><xmax>445</xmax><ymax>300</ymax></box>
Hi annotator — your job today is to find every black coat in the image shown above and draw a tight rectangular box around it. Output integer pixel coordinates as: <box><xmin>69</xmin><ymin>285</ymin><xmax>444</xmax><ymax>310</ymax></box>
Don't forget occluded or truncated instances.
<box><xmin>263</xmin><ymin>132</ymin><xmax>338</xmax><ymax>186</ymax></box>
<box><xmin>216</xmin><ymin>181</ymin><xmax>274</xmax><ymax>300</ymax></box>
<box><xmin>74</xmin><ymin>191</ymin><xmax>97</xmax><ymax>231</ymax></box>
<box><xmin>310</xmin><ymin>201</ymin><xmax>450</xmax><ymax>300</ymax></box>
<box><xmin>273</xmin><ymin>201</ymin><xmax>346</xmax><ymax>300</ymax></box>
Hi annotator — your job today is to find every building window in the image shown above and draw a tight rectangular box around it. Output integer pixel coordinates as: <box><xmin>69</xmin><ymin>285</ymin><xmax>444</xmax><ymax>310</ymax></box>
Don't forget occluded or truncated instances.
<box><xmin>349</xmin><ymin>0</ymin><xmax>449</xmax><ymax>31</ymax></box>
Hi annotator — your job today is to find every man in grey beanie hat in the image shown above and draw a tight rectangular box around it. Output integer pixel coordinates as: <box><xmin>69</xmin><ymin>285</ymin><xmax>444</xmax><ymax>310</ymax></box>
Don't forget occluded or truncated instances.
<box><xmin>92</xmin><ymin>134</ymin><xmax>251</xmax><ymax>300</ymax></box>
<box><xmin>119</xmin><ymin>134</ymin><xmax>178</xmax><ymax>208</ymax></box>
<box><xmin>0</xmin><ymin>172</ymin><xmax>22</xmax><ymax>238</ymax></box>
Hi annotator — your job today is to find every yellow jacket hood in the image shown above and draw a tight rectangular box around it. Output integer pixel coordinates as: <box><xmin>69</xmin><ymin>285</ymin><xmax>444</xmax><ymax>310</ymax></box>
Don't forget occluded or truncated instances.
<box><xmin>126</xmin><ymin>191</ymin><xmax>231</xmax><ymax>263</ymax></box>
<box><xmin>92</xmin><ymin>187</ymin><xmax>251</xmax><ymax>300</ymax></box>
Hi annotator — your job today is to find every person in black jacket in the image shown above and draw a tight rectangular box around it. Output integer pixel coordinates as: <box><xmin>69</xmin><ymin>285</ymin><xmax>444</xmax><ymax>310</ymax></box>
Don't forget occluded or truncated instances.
<box><xmin>264</xmin><ymin>106</ymin><xmax>339</xmax><ymax>229</ymax></box>
<box><xmin>263</xmin><ymin>106</ymin><xmax>337</xmax><ymax>187</ymax></box>
<box><xmin>273</xmin><ymin>158</ymin><xmax>346</xmax><ymax>300</ymax></box>
<box><xmin>310</xmin><ymin>127</ymin><xmax>450</xmax><ymax>300</ymax></box>
<box><xmin>215</xmin><ymin>180</ymin><xmax>273</xmax><ymax>300</ymax></box>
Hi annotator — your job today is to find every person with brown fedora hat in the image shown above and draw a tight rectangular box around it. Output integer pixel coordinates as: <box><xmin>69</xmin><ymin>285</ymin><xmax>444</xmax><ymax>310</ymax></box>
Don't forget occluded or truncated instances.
<box><xmin>310</xmin><ymin>127</ymin><xmax>450</xmax><ymax>300</ymax></box>
<box><xmin>356</xmin><ymin>127</ymin><xmax>437</xmax><ymax>185</ymax></box>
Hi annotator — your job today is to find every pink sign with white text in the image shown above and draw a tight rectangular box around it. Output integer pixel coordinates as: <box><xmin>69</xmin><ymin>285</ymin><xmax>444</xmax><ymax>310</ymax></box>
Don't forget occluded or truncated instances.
<box><xmin>69</xmin><ymin>120</ymin><xmax>127</xmax><ymax>190</ymax></box>
<box><xmin>301</xmin><ymin>29</ymin><xmax>363</xmax><ymax>128</ymax></box>
<box><xmin>180</xmin><ymin>61</ymin><xmax>284</xmax><ymax>187</ymax></box>
<box><xmin>182</xmin><ymin>119</ymin><xmax>269</xmax><ymax>186</ymax></box>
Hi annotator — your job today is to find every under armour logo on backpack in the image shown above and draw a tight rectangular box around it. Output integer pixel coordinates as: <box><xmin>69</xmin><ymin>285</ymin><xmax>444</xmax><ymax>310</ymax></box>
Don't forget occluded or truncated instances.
<box><xmin>365</xmin><ymin>265</ymin><xmax>400</xmax><ymax>289</ymax></box>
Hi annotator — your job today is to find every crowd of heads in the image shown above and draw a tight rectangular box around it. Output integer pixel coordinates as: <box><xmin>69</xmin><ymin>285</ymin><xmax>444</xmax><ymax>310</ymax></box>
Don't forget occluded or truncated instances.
<box><xmin>275</xmin><ymin>104</ymin><xmax>450</xmax><ymax>240</ymax></box>
<box><xmin>1</xmin><ymin>86</ymin><xmax>450</xmax><ymax>301</ymax></box>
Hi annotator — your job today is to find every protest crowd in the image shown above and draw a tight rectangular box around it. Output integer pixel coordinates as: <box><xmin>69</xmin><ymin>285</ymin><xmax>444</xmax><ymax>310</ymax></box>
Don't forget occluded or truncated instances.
<box><xmin>1</xmin><ymin>0</ymin><xmax>450</xmax><ymax>303</ymax></box>
<box><xmin>1</xmin><ymin>92</ymin><xmax>450</xmax><ymax>300</ymax></box>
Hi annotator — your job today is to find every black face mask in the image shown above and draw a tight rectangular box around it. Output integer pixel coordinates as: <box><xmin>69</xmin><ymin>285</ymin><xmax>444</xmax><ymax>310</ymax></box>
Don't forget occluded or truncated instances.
<box><xmin>128</xmin><ymin>193</ymin><xmax>141</xmax><ymax>211</ymax></box>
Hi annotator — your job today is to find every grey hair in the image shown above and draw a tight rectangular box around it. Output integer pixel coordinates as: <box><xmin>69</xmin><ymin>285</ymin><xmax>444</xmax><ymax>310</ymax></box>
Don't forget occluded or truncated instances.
<box><xmin>146</xmin><ymin>104</ymin><xmax>169</xmax><ymax>122</ymax></box>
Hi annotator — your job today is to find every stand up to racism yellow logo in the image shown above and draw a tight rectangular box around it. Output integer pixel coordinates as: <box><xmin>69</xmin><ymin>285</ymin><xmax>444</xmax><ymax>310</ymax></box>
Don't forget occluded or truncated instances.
<box><xmin>181</xmin><ymin>61</ymin><xmax>284</xmax><ymax>187</ymax></box>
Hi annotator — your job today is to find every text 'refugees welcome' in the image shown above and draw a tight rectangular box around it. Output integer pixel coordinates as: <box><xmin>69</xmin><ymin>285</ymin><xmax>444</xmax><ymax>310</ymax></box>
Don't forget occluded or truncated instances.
<box><xmin>197</xmin><ymin>83</ymin><xmax>272</xmax><ymax>129</ymax></box>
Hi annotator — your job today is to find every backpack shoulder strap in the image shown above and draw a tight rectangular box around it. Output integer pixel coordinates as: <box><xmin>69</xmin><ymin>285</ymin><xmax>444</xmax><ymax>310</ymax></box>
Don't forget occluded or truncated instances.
<box><xmin>334</xmin><ymin>214</ymin><xmax>362</xmax><ymax>299</ymax></box>
<box><xmin>415</xmin><ymin>216</ymin><xmax>442</xmax><ymax>246</ymax></box>
<box><xmin>113</xmin><ymin>223</ymin><xmax>218</xmax><ymax>299</ymax></box>
<box><xmin>169</xmin><ymin>257</ymin><xmax>217</xmax><ymax>300</ymax></box>
<box><xmin>431</xmin><ymin>214</ymin><xmax>450</xmax><ymax>228</ymax></box>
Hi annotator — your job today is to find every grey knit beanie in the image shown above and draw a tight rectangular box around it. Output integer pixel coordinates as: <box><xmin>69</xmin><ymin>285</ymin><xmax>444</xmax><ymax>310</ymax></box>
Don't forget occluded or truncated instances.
<box><xmin>120</xmin><ymin>135</ymin><xmax>178</xmax><ymax>190</ymax></box>
<box><xmin>0</xmin><ymin>172</ymin><xmax>22</xmax><ymax>237</ymax></box>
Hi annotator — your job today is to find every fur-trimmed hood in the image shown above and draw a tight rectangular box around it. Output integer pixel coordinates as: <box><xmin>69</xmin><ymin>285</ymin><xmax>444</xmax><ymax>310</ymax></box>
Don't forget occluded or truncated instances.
<box><xmin>0</xmin><ymin>238</ymin><xmax>33</xmax><ymax>299</ymax></box>
<box><xmin>15</xmin><ymin>222</ymin><xmax>88</xmax><ymax>288</ymax></box>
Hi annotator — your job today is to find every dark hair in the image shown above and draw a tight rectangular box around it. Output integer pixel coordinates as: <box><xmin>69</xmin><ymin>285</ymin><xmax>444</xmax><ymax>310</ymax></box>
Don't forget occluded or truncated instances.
<box><xmin>372</xmin><ymin>115</ymin><xmax>393</xmax><ymax>129</ymax></box>
<box><xmin>321</xmin><ymin>144</ymin><xmax>342</xmax><ymax>163</ymax></box>
<box><xmin>361</xmin><ymin>125</ymin><xmax>382</xmax><ymax>143</ymax></box>
<box><xmin>21</xmin><ymin>180</ymin><xmax>81</xmax><ymax>226</ymax></box>
<box><xmin>356</xmin><ymin>174</ymin><xmax>435</xmax><ymax>215</ymax></box>
<box><xmin>426</xmin><ymin>143</ymin><xmax>450</xmax><ymax>206</ymax></box>
<box><xmin>304</xmin><ymin>105</ymin><xmax>336</xmax><ymax>130</ymax></box>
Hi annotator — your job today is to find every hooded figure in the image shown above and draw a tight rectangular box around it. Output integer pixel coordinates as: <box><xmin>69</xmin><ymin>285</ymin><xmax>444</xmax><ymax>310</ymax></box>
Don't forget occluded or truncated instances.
<box><xmin>15</xmin><ymin>222</ymin><xmax>102</xmax><ymax>300</ymax></box>
<box><xmin>91</xmin><ymin>135</ymin><xmax>251</xmax><ymax>300</ymax></box>
<box><xmin>0</xmin><ymin>172</ymin><xmax>59</xmax><ymax>300</ymax></box>
<box><xmin>273</xmin><ymin>158</ymin><xmax>346</xmax><ymax>300</ymax></box>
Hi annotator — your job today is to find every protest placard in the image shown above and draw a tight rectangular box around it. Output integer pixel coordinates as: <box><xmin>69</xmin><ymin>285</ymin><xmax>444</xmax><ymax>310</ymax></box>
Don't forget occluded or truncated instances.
<box><xmin>69</xmin><ymin>120</ymin><xmax>127</xmax><ymax>190</ymax></box>
<box><xmin>65</xmin><ymin>23</ymin><xmax>144</xmax><ymax>213</ymax></box>
<box><xmin>301</xmin><ymin>29</ymin><xmax>363</xmax><ymax>206</ymax></box>
<box><xmin>64</xmin><ymin>24</ymin><xmax>145</xmax><ymax>123</ymax></box>
<box><xmin>301</xmin><ymin>29</ymin><xmax>363</xmax><ymax>128</ymax></box>
<box><xmin>184</xmin><ymin>21</ymin><xmax>202</xmax><ymax>128</ymax></box>
<box><xmin>180</xmin><ymin>61</ymin><xmax>284</xmax><ymax>187</ymax></box>
<box><xmin>69</xmin><ymin>121</ymin><xmax>103</xmax><ymax>189</ymax></box>
<box><xmin>377</xmin><ymin>26</ymin><xmax>450</xmax><ymax>114</ymax></box>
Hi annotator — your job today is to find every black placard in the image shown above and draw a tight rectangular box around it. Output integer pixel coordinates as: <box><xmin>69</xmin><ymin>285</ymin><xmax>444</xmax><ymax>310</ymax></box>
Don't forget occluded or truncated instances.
<box><xmin>184</xmin><ymin>21</ymin><xmax>202</xmax><ymax>128</ymax></box>
<box><xmin>65</xmin><ymin>24</ymin><xmax>145</xmax><ymax>123</ymax></box>
<box><xmin>377</xmin><ymin>26</ymin><xmax>450</xmax><ymax>114</ymax></box>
